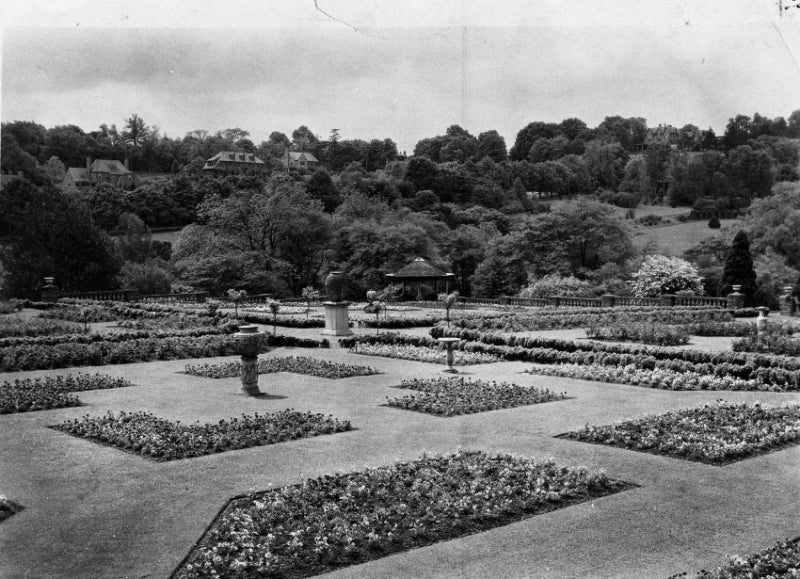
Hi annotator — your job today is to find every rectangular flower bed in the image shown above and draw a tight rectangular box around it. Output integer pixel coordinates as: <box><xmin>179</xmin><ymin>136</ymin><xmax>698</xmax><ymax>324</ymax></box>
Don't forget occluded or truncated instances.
<box><xmin>349</xmin><ymin>342</ymin><xmax>500</xmax><ymax>365</ymax></box>
<box><xmin>173</xmin><ymin>451</ymin><xmax>632</xmax><ymax>579</ymax></box>
<box><xmin>52</xmin><ymin>410</ymin><xmax>352</xmax><ymax>461</ymax></box>
<box><xmin>184</xmin><ymin>356</ymin><xmax>380</xmax><ymax>379</ymax></box>
<box><xmin>386</xmin><ymin>376</ymin><xmax>567</xmax><ymax>416</ymax></box>
<box><xmin>0</xmin><ymin>373</ymin><xmax>133</xmax><ymax>414</ymax></box>
<box><xmin>560</xmin><ymin>401</ymin><xmax>800</xmax><ymax>465</ymax></box>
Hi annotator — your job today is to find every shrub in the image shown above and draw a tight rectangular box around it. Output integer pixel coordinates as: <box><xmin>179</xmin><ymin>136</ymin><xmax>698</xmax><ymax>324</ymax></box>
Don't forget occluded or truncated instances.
<box><xmin>637</xmin><ymin>214</ymin><xmax>662</xmax><ymax>226</ymax></box>
<box><xmin>518</xmin><ymin>274</ymin><xmax>595</xmax><ymax>298</ymax></box>
<box><xmin>708</xmin><ymin>217</ymin><xmax>721</xmax><ymax>229</ymax></box>
<box><xmin>631</xmin><ymin>255</ymin><xmax>704</xmax><ymax>297</ymax></box>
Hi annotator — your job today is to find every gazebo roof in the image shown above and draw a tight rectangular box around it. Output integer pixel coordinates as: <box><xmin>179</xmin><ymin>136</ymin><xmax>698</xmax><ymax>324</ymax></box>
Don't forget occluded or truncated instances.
<box><xmin>386</xmin><ymin>257</ymin><xmax>454</xmax><ymax>280</ymax></box>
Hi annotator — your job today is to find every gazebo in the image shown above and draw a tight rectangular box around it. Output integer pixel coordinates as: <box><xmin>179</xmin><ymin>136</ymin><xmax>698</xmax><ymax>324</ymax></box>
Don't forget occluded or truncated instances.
<box><xmin>385</xmin><ymin>257</ymin><xmax>455</xmax><ymax>300</ymax></box>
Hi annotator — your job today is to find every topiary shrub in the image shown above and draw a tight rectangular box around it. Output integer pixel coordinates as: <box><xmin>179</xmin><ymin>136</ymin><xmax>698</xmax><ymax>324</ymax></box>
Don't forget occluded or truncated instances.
<box><xmin>708</xmin><ymin>217</ymin><xmax>721</xmax><ymax>229</ymax></box>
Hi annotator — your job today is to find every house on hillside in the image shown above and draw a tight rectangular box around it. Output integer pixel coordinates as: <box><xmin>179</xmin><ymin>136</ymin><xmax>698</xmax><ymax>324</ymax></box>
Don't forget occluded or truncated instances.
<box><xmin>283</xmin><ymin>151</ymin><xmax>319</xmax><ymax>173</ymax></box>
<box><xmin>203</xmin><ymin>151</ymin><xmax>269</xmax><ymax>175</ymax></box>
<box><xmin>62</xmin><ymin>158</ymin><xmax>134</xmax><ymax>189</ymax></box>
<box><xmin>644</xmin><ymin>124</ymin><xmax>680</xmax><ymax>148</ymax></box>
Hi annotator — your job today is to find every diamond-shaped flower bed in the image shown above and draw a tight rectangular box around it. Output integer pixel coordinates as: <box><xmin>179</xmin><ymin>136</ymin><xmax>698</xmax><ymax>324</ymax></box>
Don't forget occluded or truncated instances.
<box><xmin>0</xmin><ymin>374</ymin><xmax>133</xmax><ymax>414</ymax></box>
<box><xmin>184</xmin><ymin>356</ymin><xmax>380</xmax><ymax>379</ymax></box>
<box><xmin>173</xmin><ymin>451</ymin><xmax>633</xmax><ymax>578</ymax></box>
<box><xmin>386</xmin><ymin>376</ymin><xmax>568</xmax><ymax>416</ymax></box>
<box><xmin>51</xmin><ymin>410</ymin><xmax>352</xmax><ymax>461</ymax></box>
<box><xmin>559</xmin><ymin>401</ymin><xmax>800</xmax><ymax>465</ymax></box>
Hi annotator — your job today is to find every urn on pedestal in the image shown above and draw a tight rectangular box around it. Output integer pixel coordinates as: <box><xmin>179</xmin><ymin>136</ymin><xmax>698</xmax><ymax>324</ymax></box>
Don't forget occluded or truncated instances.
<box><xmin>321</xmin><ymin>271</ymin><xmax>353</xmax><ymax>337</ymax></box>
<box><xmin>235</xmin><ymin>325</ymin><xmax>266</xmax><ymax>396</ymax></box>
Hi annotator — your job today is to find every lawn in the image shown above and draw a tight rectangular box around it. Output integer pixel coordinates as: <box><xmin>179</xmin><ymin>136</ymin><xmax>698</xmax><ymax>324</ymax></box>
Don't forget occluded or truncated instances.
<box><xmin>1</xmin><ymin>305</ymin><xmax>799</xmax><ymax>579</ymax></box>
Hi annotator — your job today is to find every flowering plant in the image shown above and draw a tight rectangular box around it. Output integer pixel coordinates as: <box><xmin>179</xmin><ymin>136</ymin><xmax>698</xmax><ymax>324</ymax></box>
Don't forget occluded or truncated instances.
<box><xmin>631</xmin><ymin>255</ymin><xmax>704</xmax><ymax>297</ymax></box>
<box><xmin>562</xmin><ymin>401</ymin><xmax>800</xmax><ymax>464</ymax></box>
<box><xmin>349</xmin><ymin>343</ymin><xmax>500</xmax><ymax>365</ymax></box>
<box><xmin>185</xmin><ymin>356</ymin><xmax>380</xmax><ymax>380</ymax></box>
<box><xmin>387</xmin><ymin>376</ymin><xmax>567</xmax><ymax>416</ymax></box>
<box><xmin>175</xmin><ymin>451</ymin><xmax>629</xmax><ymax>578</ymax></box>
<box><xmin>53</xmin><ymin>410</ymin><xmax>352</xmax><ymax>461</ymax></box>
<box><xmin>1</xmin><ymin>373</ymin><xmax>132</xmax><ymax>414</ymax></box>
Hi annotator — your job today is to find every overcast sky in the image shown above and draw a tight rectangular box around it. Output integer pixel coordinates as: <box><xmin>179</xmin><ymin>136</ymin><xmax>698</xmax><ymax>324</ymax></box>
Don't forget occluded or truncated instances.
<box><xmin>2</xmin><ymin>0</ymin><xmax>800</xmax><ymax>153</ymax></box>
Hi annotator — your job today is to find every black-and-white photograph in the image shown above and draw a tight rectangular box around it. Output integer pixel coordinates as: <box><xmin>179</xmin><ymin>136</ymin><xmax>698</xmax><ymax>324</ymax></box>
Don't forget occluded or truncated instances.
<box><xmin>2</xmin><ymin>1</ymin><xmax>800</xmax><ymax>577</ymax></box>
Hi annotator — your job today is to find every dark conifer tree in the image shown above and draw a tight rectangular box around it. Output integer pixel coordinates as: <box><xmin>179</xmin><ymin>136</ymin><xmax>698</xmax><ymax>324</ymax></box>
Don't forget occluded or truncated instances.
<box><xmin>720</xmin><ymin>230</ymin><xmax>758</xmax><ymax>306</ymax></box>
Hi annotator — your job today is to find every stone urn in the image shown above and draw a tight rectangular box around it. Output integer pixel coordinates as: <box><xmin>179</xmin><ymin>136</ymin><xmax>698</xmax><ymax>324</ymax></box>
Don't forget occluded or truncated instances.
<box><xmin>322</xmin><ymin>271</ymin><xmax>353</xmax><ymax>336</ymax></box>
<box><xmin>325</xmin><ymin>271</ymin><xmax>347</xmax><ymax>302</ymax></box>
<box><xmin>234</xmin><ymin>325</ymin><xmax>266</xmax><ymax>395</ymax></box>
<box><xmin>727</xmin><ymin>285</ymin><xmax>744</xmax><ymax>310</ymax></box>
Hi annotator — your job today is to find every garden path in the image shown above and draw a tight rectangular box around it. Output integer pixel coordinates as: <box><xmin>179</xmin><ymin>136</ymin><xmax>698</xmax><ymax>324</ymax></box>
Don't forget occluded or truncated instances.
<box><xmin>0</xmin><ymin>326</ymin><xmax>799</xmax><ymax>578</ymax></box>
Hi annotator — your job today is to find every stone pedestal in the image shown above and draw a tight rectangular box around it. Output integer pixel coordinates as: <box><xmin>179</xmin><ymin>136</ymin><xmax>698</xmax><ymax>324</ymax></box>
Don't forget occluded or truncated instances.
<box><xmin>438</xmin><ymin>337</ymin><xmax>461</xmax><ymax>373</ymax></box>
<box><xmin>321</xmin><ymin>302</ymin><xmax>353</xmax><ymax>336</ymax></box>
<box><xmin>235</xmin><ymin>325</ymin><xmax>265</xmax><ymax>396</ymax></box>
<box><xmin>727</xmin><ymin>285</ymin><xmax>744</xmax><ymax>310</ymax></box>
<box><xmin>780</xmin><ymin>286</ymin><xmax>796</xmax><ymax>317</ymax></box>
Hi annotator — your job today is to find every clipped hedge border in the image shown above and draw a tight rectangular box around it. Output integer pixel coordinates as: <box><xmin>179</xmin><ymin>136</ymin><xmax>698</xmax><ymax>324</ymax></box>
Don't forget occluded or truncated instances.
<box><xmin>0</xmin><ymin>334</ymin><xmax>329</xmax><ymax>372</ymax></box>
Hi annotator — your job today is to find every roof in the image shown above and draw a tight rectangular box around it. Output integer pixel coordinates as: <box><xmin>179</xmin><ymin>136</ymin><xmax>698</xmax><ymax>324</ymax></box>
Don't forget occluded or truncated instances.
<box><xmin>65</xmin><ymin>167</ymin><xmax>92</xmax><ymax>184</ymax></box>
<box><xmin>90</xmin><ymin>160</ymin><xmax>132</xmax><ymax>175</ymax></box>
<box><xmin>386</xmin><ymin>257</ymin><xmax>454</xmax><ymax>280</ymax></box>
<box><xmin>204</xmin><ymin>151</ymin><xmax>265</xmax><ymax>169</ymax></box>
<box><xmin>287</xmin><ymin>151</ymin><xmax>319</xmax><ymax>162</ymax></box>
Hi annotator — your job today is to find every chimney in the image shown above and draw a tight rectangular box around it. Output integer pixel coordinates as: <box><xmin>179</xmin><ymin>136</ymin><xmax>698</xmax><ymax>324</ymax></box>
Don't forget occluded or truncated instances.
<box><xmin>86</xmin><ymin>156</ymin><xmax>92</xmax><ymax>173</ymax></box>
<box><xmin>124</xmin><ymin>158</ymin><xmax>129</xmax><ymax>170</ymax></box>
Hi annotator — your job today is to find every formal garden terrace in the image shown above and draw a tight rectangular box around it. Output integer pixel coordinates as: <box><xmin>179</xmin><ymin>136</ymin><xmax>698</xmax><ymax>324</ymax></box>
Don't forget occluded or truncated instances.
<box><xmin>1</xmin><ymin>297</ymin><xmax>799</xmax><ymax>578</ymax></box>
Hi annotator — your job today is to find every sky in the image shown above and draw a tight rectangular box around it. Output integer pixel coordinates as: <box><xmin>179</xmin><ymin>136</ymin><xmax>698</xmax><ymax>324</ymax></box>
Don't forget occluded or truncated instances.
<box><xmin>2</xmin><ymin>0</ymin><xmax>800</xmax><ymax>154</ymax></box>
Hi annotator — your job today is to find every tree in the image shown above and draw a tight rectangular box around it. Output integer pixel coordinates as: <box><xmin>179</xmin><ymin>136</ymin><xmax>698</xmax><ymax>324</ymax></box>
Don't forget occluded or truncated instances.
<box><xmin>509</xmin><ymin>121</ymin><xmax>559</xmax><ymax>161</ymax></box>
<box><xmin>122</xmin><ymin>114</ymin><xmax>149</xmax><ymax>148</ymax></box>
<box><xmin>305</xmin><ymin>168</ymin><xmax>341</xmax><ymax>212</ymax></box>
<box><xmin>720</xmin><ymin>230</ymin><xmax>758</xmax><ymax>306</ymax></box>
<box><xmin>118</xmin><ymin>259</ymin><xmax>172</xmax><ymax>294</ymax></box>
<box><xmin>0</xmin><ymin>180</ymin><xmax>120</xmax><ymax>297</ymax></box>
<box><xmin>43</xmin><ymin>156</ymin><xmax>67</xmax><ymax>183</ymax></box>
<box><xmin>510</xmin><ymin>198</ymin><xmax>634</xmax><ymax>278</ymax></box>
<box><xmin>438</xmin><ymin>291</ymin><xmax>459</xmax><ymax>326</ymax></box>
<box><xmin>113</xmin><ymin>213</ymin><xmax>153</xmax><ymax>263</ymax></box>
<box><xmin>583</xmin><ymin>140</ymin><xmax>629</xmax><ymax>190</ymax></box>
<box><xmin>631</xmin><ymin>255</ymin><xmax>704</xmax><ymax>297</ymax></box>
<box><xmin>743</xmin><ymin>182</ymin><xmax>800</xmax><ymax>268</ymax></box>
<box><xmin>724</xmin><ymin>145</ymin><xmax>774</xmax><ymax>200</ymax></box>
<box><xmin>723</xmin><ymin>115</ymin><xmax>752</xmax><ymax>150</ymax></box>
<box><xmin>291</xmin><ymin>126</ymin><xmax>318</xmax><ymax>152</ymax></box>
<box><xmin>226</xmin><ymin>288</ymin><xmax>247</xmax><ymax>317</ymax></box>
<box><xmin>477</xmin><ymin>130</ymin><xmax>508</xmax><ymax>162</ymax></box>
<box><xmin>301</xmin><ymin>286</ymin><xmax>320</xmax><ymax>319</ymax></box>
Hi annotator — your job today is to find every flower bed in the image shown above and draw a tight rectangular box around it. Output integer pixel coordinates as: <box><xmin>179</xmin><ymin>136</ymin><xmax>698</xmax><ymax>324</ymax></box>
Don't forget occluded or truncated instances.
<box><xmin>692</xmin><ymin>538</ymin><xmax>800</xmax><ymax>578</ymax></box>
<box><xmin>560</xmin><ymin>401</ymin><xmax>800</xmax><ymax>465</ymax></box>
<box><xmin>733</xmin><ymin>332</ymin><xmax>800</xmax><ymax>356</ymax></box>
<box><xmin>0</xmin><ymin>334</ymin><xmax>329</xmax><ymax>372</ymax></box>
<box><xmin>0</xmin><ymin>495</ymin><xmax>23</xmax><ymax>523</ymax></box>
<box><xmin>349</xmin><ymin>343</ymin><xmax>500</xmax><ymax>365</ymax></box>
<box><xmin>38</xmin><ymin>305</ymin><xmax>121</xmax><ymax>323</ymax></box>
<box><xmin>1</xmin><ymin>373</ymin><xmax>133</xmax><ymax>414</ymax></box>
<box><xmin>448</xmin><ymin>307</ymin><xmax>741</xmax><ymax>332</ymax></box>
<box><xmin>524</xmin><ymin>363</ymin><xmax>771</xmax><ymax>391</ymax></box>
<box><xmin>174</xmin><ymin>451</ymin><xmax>631</xmax><ymax>579</ymax></box>
<box><xmin>586</xmin><ymin>322</ymin><xmax>690</xmax><ymax>346</ymax></box>
<box><xmin>52</xmin><ymin>410</ymin><xmax>352</xmax><ymax>461</ymax></box>
<box><xmin>429</xmin><ymin>327</ymin><xmax>800</xmax><ymax>389</ymax></box>
<box><xmin>0</xmin><ymin>315</ymin><xmax>86</xmax><ymax>338</ymax></box>
<box><xmin>386</xmin><ymin>377</ymin><xmax>567</xmax><ymax>416</ymax></box>
<box><xmin>185</xmin><ymin>356</ymin><xmax>380</xmax><ymax>379</ymax></box>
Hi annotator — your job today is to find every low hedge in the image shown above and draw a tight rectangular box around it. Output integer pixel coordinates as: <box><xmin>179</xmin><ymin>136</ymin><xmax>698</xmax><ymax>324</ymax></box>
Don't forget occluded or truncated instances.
<box><xmin>733</xmin><ymin>332</ymin><xmax>800</xmax><ymax>356</ymax></box>
<box><xmin>585</xmin><ymin>323</ymin><xmax>690</xmax><ymax>346</ymax></box>
<box><xmin>0</xmin><ymin>334</ymin><xmax>329</xmax><ymax>372</ymax></box>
